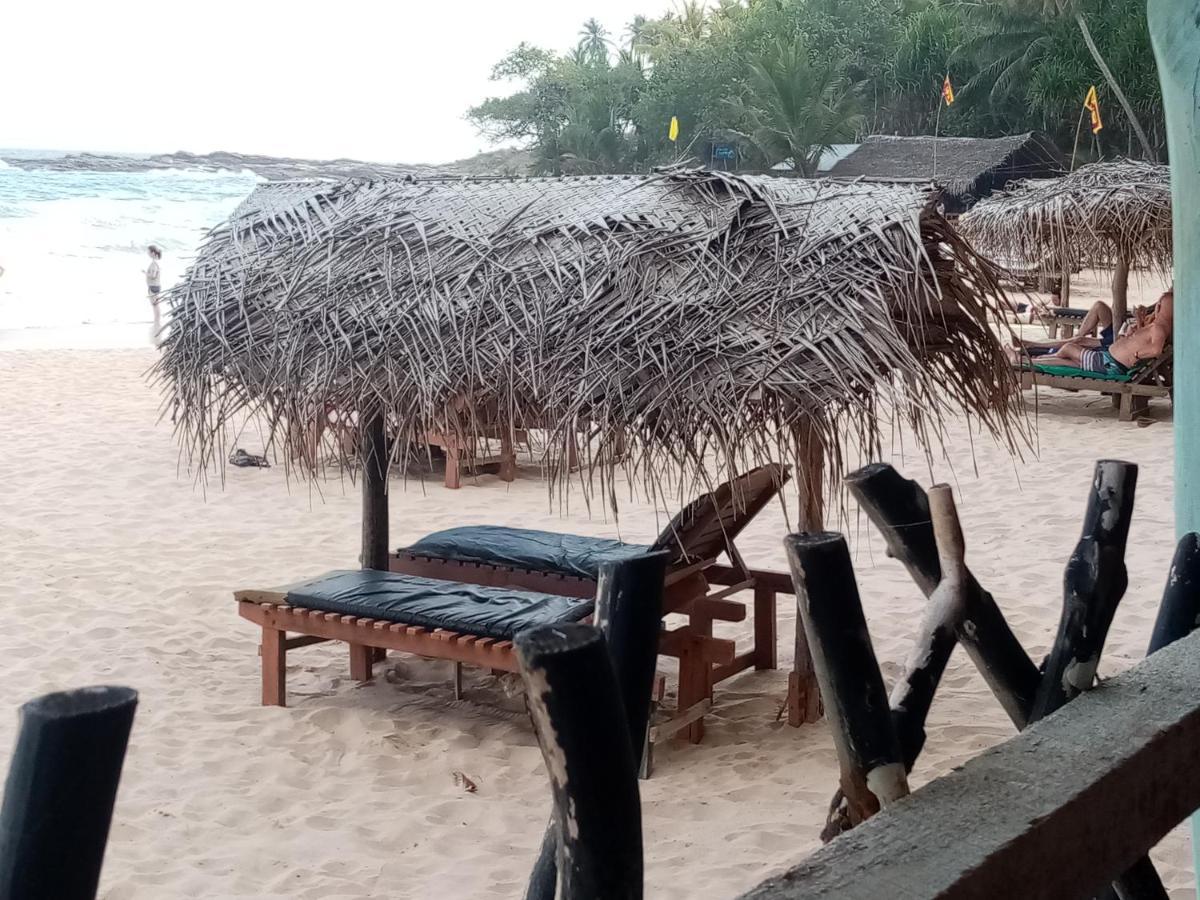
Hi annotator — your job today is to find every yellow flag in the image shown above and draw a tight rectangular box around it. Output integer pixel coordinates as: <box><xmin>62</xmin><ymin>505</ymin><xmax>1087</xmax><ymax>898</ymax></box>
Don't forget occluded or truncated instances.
<box><xmin>941</xmin><ymin>74</ymin><xmax>955</xmax><ymax>107</ymax></box>
<box><xmin>1083</xmin><ymin>85</ymin><xmax>1103</xmax><ymax>133</ymax></box>
<box><xmin>668</xmin><ymin>116</ymin><xmax>680</xmax><ymax>142</ymax></box>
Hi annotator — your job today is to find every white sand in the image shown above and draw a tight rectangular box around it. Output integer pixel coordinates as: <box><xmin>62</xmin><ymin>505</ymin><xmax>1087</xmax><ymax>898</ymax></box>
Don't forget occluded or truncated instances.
<box><xmin>0</xmin><ymin>273</ymin><xmax>1190</xmax><ymax>898</ymax></box>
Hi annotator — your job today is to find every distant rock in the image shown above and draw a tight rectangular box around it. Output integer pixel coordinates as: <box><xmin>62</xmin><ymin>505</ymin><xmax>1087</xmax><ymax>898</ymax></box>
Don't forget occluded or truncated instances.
<box><xmin>0</xmin><ymin>147</ymin><xmax>535</xmax><ymax>181</ymax></box>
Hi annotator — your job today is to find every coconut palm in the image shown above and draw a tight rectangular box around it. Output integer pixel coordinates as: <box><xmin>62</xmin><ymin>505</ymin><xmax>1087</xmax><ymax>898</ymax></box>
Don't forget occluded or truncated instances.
<box><xmin>578</xmin><ymin>18</ymin><xmax>611</xmax><ymax>66</ymax></box>
<box><xmin>727</xmin><ymin>37</ymin><xmax>866</xmax><ymax>175</ymax></box>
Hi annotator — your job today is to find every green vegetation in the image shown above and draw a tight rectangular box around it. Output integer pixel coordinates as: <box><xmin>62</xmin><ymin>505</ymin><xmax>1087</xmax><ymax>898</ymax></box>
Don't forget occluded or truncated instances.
<box><xmin>467</xmin><ymin>0</ymin><xmax>1162</xmax><ymax>174</ymax></box>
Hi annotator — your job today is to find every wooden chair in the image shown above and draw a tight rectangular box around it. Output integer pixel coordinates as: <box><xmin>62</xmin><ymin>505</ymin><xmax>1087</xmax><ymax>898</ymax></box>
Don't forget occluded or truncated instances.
<box><xmin>391</xmin><ymin>464</ymin><xmax>821</xmax><ymax>742</ymax></box>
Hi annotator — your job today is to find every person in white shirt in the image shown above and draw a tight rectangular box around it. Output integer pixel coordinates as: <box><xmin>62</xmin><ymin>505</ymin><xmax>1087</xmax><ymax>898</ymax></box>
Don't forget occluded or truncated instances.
<box><xmin>145</xmin><ymin>245</ymin><xmax>163</xmax><ymax>345</ymax></box>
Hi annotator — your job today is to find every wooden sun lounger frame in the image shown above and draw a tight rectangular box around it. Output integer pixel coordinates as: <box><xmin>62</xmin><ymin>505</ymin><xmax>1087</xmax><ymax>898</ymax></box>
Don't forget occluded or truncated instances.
<box><xmin>1017</xmin><ymin>348</ymin><xmax>1173</xmax><ymax>421</ymax></box>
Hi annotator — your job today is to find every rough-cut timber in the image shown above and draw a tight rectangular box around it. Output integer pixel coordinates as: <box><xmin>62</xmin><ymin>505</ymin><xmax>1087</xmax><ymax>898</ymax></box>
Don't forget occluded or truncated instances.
<box><xmin>738</xmin><ymin>628</ymin><xmax>1200</xmax><ymax>900</ymax></box>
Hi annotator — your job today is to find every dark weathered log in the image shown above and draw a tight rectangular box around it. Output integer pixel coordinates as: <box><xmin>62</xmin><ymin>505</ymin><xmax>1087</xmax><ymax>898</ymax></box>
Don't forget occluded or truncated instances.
<box><xmin>360</xmin><ymin>412</ymin><xmax>389</xmax><ymax>572</ymax></box>
<box><xmin>846</xmin><ymin>463</ymin><xmax>1041</xmax><ymax>727</ymax></box>
<box><xmin>889</xmin><ymin>485</ymin><xmax>966</xmax><ymax>770</ymax></box>
<box><xmin>0</xmin><ymin>686</ymin><xmax>138</xmax><ymax>900</ymax></box>
<box><xmin>786</xmin><ymin>532</ymin><xmax>908</xmax><ymax>826</ymax></box>
<box><xmin>525</xmin><ymin>552</ymin><xmax>668</xmax><ymax>900</ymax></box>
<box><xmin>1031</xmin><ymin>459</ymin><xmax>1138</xmax><ymax>719</ymax></box>
<box><xmin>516</xmin><ymin>625</ymin><xmax>642</xmax><ymax>900</ymax></box>
<box><xmin>738</xmin><ymin>629</ymin><xmax>1200</xmax><ymax>900</ymax></box>
<box><xmin>1148</xmin><ymin>533</ymin><xmax>1200</xmax><ymax>654</ymax></box>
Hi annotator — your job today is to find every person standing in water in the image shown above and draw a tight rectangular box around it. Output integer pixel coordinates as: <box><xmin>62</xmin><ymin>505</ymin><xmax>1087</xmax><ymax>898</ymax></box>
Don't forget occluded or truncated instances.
<box><xmin>145</xmin><ymin>245</ymin><xmax>163</xmax><ymax>345</ymax></box>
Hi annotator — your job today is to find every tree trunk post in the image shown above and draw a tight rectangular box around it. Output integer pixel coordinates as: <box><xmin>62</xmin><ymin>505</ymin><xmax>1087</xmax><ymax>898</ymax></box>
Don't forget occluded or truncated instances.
<box><xmin>516</xmin><ymin>625</ymin><xmax>642</xmax><ymax>900</ymax></box>
<box><xmin>785</xmin><ymin>532</ymin><xmax>908</xmax><ymax>827</ymax></box>
<box><xmin>524</xmin><ymin>552</ymin><xmax>668</xmax><ymax>900</ymax></box>
<box><xmin>361</xmin><ymin>411</ymin><xmax>389</xmax><ymax>572</ymax></box>
<box><xmin>1148</xmin><ymin>533</ymin><xmax>1200</xmax><ymax>654</ymax></box>
<box><xmin>0</xmin><ymin>687</ymin><xmax>138</xmax><ymax>900</ymax></box>
<box><xmin>788</xmin><ymin>422</ymin><xmax>825</xmax><ymax>727</ymax></box>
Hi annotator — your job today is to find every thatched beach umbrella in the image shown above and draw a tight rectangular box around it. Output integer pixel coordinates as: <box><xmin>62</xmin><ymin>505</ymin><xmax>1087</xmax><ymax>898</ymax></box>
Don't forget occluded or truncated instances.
<box><xmin>960</xmin><ymin>159</ymin><xmax>1172</xmax><ymax>321</ymax></box>
<box><xmin>155</xmin><ymin>169</ymin><xmax>1022</xmax><ymax>533</ymax></box>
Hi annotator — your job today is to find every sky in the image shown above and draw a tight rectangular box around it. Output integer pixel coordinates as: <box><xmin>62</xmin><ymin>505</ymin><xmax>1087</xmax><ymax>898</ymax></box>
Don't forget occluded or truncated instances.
<box><xmin>1</xmin><ymin>0</ymin><xmax>675</xmax><ymax>165</ymax></box>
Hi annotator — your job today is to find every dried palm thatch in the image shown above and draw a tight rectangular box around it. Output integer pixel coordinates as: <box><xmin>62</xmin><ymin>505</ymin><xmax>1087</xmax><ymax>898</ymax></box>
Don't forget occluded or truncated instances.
<box><xmin>959</xmin><ymin>159</ymin><xmax>1173</xmax><ymax>276</ymax></box>
<box><xmin>153</xmin><ymin>169</ymin><xmax>1022</xmax><ymax>516</ymax></box>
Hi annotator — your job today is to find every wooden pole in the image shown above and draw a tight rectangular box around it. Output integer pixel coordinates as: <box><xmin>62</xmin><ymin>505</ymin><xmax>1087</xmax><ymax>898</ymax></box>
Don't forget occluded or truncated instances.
<box><xmin>1112</xmin><ymin>256</ymin><xmax>1131</xmax><ymax>328</ymax></box>
<box><xmin>1148</xmin><ymin>7</ymin><xmax>1200</xmax><ymax>885</ymax></box>
<box><xmin>0</xmin><ymin>686</ymin><xmax>138</xmax><ymax>900</ymax></box>
<box><xmin>360</xmin><ymin>411</ymin><xmax>389</xmax><ymax>571</ymax></box>
<box><xmin>844</xmin><ymin>463</ymin><xmax>1041</xmax><ymax>726</ymax></box>
<box><xmin>524</xmin><ymin>551</ymin><xmax>668</xmax><ymax>900</ymax></box>
<box><xmin>1148</xmin><ymin>533</ymin><xmax>1200</xmax><ymax>654</ymax></box>
<box><xmin>1030</xmin><ymin>459</ymin><xmax>1138</xmax><ymax>719</ymax></box>
<box><xmin>788</xmin><ymin>423</ymin><xmax>825</xmax><ymax>727</ymax></box>
<box><xmin>516</xmin><ymin>625</ymin><xmax>642</xmax><ymax>900</ymax></box>
<box><xmin>786</xmin><ymin>532</ymin><xmax>908</xmax><ymax>827</ymax></box>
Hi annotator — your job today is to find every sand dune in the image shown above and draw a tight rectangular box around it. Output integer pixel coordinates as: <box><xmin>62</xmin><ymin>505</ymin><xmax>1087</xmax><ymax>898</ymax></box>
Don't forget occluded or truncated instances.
<box><xmin>0</xmin><ymin>273</ymin><xmax>1189</xmax><ymax>899</ymax></box>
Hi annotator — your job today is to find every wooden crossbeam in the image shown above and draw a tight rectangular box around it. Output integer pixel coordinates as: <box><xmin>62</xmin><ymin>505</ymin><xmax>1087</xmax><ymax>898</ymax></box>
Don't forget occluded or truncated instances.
<box><xmin>739</xmin><ymin>629</ymin><xmax>1200</xmax><ymax>900</ymax></box>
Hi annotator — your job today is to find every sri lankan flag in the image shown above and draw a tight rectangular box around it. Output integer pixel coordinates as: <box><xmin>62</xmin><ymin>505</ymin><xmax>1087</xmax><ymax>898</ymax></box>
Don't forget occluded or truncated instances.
<box><xmin>1084</xmin><ymin>85</ymin><xmax>1103</xmax><ymax>133</ymax></box>
<box><xmin>942</xmin><ymin>74</ymin><xmax>955</xmax><ymax>107</ymax></box>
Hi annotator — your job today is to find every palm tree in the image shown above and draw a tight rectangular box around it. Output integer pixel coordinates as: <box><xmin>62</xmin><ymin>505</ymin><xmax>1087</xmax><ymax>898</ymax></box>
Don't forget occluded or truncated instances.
<box><xmin>578</xmin><ymin>18</ymin><xmax>611</xmax><ymax>66</ymax></box>
<box><xmin>726</xmin><ymin>37</ymin><xmax>866</xmax><ymax>175</ymax></box>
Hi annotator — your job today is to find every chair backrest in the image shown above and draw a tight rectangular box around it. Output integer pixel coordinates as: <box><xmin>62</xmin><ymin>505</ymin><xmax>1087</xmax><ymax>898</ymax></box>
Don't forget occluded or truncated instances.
<box><xmin>651</xmin><ymin>463</ymin><xmax>790</xmax><ymax>567</ymax></box>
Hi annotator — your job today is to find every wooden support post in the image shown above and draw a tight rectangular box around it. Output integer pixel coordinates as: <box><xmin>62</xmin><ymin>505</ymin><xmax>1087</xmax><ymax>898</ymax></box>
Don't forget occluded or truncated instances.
<box><xmin>753</xmin><ymin>583</ymin><xmax>777</xmax><ymax>671</ymax></box>
<box><xmin>1030</xmin><ymin>459</ymin><xmax>1138</xmax><ymax>718</ymax></box>
<box><xmin>1060</xmin><ymin>266</ymin><xmax>1072</xmax><ymax>307</ymax></box>
<box><xmin>786</xmin><ymin>532</ymin><xmax>908</xmax><ymax>827</ymax></box>
<box><xmin>499</xmin><ymin>429</ymin><xmax>516</xmax><ymax>482</ymax></box>
<box><xmin>525</xmin><ymin>552</ymin><xmax>668</xmax><ymax>900</ymax></box>
<box><xmin>788</xmin><ymin>422</ymin><xmax>825</xmax><ymax>727</ymax></box>
<box><xmin>0</xmin><ymin>687</ymin><xmax>138</xmax><ymax>900</ymax></box>
<box><xmin>516</xmin><ymin>625</ymin><xmax>642</xmax><ymax>900</ymax></box>
<box><xmin>1148</xmin><ymin>533</ymin><xmax>1200</xmax><ymax>654</ymax></box>
<box><xmin>262</xmin><ymin>626</ymin><xmax>286</xmax><ymax>706</ymax></box>
<box><xmin>443</xmin><ymin>434</ymin><xmax>462</xmax><ymax>490</ymax></box>
<box><xmin>361</xmin><ymin>412</ymin><xmax>389</xmax><ymax>571</ymax></box>
<box><xmin>349</xmin><ymin>643</ymin><xmax>374</xmax><ymax>683</ymax></box>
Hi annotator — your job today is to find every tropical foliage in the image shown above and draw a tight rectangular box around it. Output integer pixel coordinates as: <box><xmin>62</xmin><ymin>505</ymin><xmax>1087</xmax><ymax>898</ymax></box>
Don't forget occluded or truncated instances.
<box><xmin>466</xmin><ymin>0</ymin><xmax>1163</xmax><ymax>174</ymax></box>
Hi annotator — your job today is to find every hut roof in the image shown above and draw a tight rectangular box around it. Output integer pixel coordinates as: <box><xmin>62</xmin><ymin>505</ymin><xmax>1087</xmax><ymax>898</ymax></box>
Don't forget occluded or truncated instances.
<box><xmin>827</xmin><ymin>133</ymin><xmax>1063</xmax><ymax>201</ymax></box>
<box><xmin>959</xmin><ymin>159</ymin><xmax>1172</xmax><ymax>274</ymax></box>
<box><xmin>155</xmin><ymin>169</ymin><xmax>1022</xmax><ymax>509</ymax></box>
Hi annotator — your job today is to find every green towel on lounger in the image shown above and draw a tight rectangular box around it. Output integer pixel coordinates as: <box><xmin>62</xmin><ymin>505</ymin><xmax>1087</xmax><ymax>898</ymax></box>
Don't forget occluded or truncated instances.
<box><xmin>1031</xmin><ymin>363</ymin><xmax>1135</xmax><ymax>383</ymax></box>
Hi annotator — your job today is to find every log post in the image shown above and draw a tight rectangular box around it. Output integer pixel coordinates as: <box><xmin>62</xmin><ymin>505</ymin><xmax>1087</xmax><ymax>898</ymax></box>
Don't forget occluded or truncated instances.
<box><xmin>845</xmin><ymin>463</ymin><xmax>1041</xmax><ymax>728</ymax></box>
<box><xmin>525</xmin><ymin>552</ymin><xmax>668</xmax><ymax>900</ymax></box>
<box><xmin>361</xmin><ymin>411</ymin><xmax>389</xmax><ymax>572</ymax></box>
<box><xmin>1030</xmin><ymin>459</ymin><xmax>1138</xmax><ymax>718</ymax></box>
<box><xmin>1148</xmin><ymin>533</ymin><xmax>1200</xmax><ymax>654</ymax></box>
<box><xmin>786</xmin><ymin>532</ymin><xmax>908</xmax><ymax>827</ymax></box>
<box><xmin>0</xmin><ymin>687</ymin><xmax>138</xmax><ymax>900</ymax></box>
<box><xmin>516</xmin><ymin>625</ymin><xmax>642</xmax><ymax>900</ymax></box>
<box><xmin>788</xmin><ymin>422</ymin><xmax>825</xmax><ymax>727</ymax></box>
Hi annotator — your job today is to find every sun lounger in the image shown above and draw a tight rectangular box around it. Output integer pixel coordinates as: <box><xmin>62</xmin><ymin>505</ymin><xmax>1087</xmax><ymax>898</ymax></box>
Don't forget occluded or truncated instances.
<box><xmin>391</xmin><ymin>463</ymin><xmax>819</xmax><ymax>742</ymax></box>
<box><xmin>1042</xmin><ymin>306</ymin><xmax>1132</xmax><ymax>339</ymax></box>
<box><xmin>237</xmin><ymin>569</ymin><xmax>594</xmax><ymax>707</ymax></box>
<box><xmin>1016</xmin><ymin>348</ymin><xmax>1173</xmax><ymax>421</ymax></box>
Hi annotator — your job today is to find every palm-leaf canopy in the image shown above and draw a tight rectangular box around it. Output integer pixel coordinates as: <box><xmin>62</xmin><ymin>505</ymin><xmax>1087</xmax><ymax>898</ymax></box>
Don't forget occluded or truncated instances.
<box><xmin>155</xmin><ymin>169</ymin><xmax>1021</xmax><ymax>509</ymax></box>
<box><xmin>959</xmin><ymin>159</ymin><xmax>1172</xmax><ymax>275</ymax></box>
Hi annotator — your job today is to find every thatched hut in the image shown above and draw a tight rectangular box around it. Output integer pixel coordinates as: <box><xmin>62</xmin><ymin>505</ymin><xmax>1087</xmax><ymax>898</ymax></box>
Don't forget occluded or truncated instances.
<box><xmin>826</xmin><ymin>133</ymin><xmax>1064</xmax><ymax>213</ymax></box>
<box><xmin>959</xmin><ymin>159</ymin><xmax>1172</xmax><ymax>320</ymax></box>
<box><xmin>157</xmin><ymin>169</ymin><xmax>1021</xmax><ymax>527</ymax></box>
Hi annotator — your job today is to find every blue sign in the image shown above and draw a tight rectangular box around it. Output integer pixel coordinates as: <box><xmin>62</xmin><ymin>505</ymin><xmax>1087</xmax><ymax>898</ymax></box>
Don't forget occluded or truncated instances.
<box><xmin>712</xmin><ymin>144</ymin><xmax>737</xmax><ymax>161</ymax></box>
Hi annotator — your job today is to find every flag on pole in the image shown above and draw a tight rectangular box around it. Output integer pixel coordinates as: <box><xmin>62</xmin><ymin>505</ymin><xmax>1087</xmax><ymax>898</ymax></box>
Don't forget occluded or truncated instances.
<box><xmin>941</xmin><ymin>74</ymin><xmax>955</xmax><ymax>107</ymax></box>
<box><xmin>1083</xmin><ymin>85</ymin><xmax>1103</xmax><ymax>133</ymax></box>
<box><xmin>668</xmin><ymin>116</ymin><xmax>680</xmax><ymax>142</ymax></box>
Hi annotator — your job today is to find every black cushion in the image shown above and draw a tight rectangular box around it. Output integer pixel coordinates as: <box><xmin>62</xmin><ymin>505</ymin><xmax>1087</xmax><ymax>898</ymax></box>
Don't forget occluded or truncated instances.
<box><xmin>404</xmin><ymin>525</ymin><xmax>651</xmax><ymax>580</ymax></box>
<box><xmin>285</xmin><ymin>569</ymin><xmax>592</xmax><ymax>641</ymax></box>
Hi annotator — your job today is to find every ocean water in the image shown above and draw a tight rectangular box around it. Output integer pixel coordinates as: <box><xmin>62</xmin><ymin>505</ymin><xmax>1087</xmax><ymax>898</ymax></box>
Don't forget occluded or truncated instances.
<box><xmin>0</xmin><ymin>157</ymin><xmax>258</xmax><ymax>344</ymax></box>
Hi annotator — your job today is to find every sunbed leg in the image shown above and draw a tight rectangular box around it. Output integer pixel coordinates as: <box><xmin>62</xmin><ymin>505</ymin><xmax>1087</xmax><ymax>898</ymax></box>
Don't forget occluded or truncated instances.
<box><xmin>753</xmin><ymin>583</ymin><xmax>777</xmax><ymax>670</ymax></box>
<box><xmin>1119</xmin><ymin>392</ymin><xmax>1135</xmax><ymax>422</ymax></box>
<box><xmin>453</xmin><ymin>662</ymin><xmax>463</xmax><ymax>700</ymax></box>
<box><xmin>262</xmin><ymin>627</ymin><xmax>286</xmax><ymax>707</ymax></box>
<box><xmin>349</xmin><ymin>644</ymin><xmax>373</xmax><ymax>682</ymax></box>
<box><xmin>677</xmin><ymin>647</ymin><xmax>707</xmax><ymax>744</ymax></box>
<box><xmin>639</xmin><ymin>730</ymin><xmax>654</xmax><ymax>780</ymax></box>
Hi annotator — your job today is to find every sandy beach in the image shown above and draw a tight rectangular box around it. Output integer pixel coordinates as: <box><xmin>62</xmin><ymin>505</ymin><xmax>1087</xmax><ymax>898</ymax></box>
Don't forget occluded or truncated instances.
<box><xmin>0</xmin><ymin>272</ymin><xmax>1190</xmax><ymax>899</ymax></box>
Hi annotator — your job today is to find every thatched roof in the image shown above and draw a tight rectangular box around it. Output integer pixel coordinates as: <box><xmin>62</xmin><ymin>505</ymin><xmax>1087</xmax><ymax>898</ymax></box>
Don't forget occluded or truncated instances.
<box><xmin>827</xmin><ymin>133</ymin><xmax>1063</xmax><ymax>209</ymax></box>
<box><xmin>959</xmin><ymin>159</ymin><xmax>1172</xmax><ymax>275</ymax></box>
<box><xmin>155</xmin><ymin>169</ymin><xmax>1021</xmax><ymax>509</ymax></box>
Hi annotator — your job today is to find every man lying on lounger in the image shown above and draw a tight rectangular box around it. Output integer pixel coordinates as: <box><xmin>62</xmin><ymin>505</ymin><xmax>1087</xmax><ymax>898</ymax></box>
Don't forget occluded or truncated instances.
<box><xmin>1015</xmin><ymin>290</ymin><xmax>1172</xmax><ymax>376</ymax></box>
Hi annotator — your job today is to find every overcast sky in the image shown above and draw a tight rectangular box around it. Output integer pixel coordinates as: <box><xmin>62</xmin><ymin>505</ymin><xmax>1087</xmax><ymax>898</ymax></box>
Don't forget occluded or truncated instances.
<box><xmin>2</xmin><ymin>0</ymin><xmax>675</xmax><ymax>164</ymax></box>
